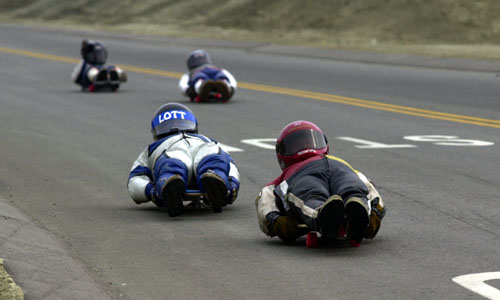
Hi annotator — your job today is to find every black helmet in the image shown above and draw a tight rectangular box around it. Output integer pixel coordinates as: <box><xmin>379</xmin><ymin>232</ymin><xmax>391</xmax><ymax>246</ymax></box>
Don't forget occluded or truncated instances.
<box><xmin>151</xmin><ymin>103</ymin><xmax>198</xmax><ymax>140</ymax></box>
<box><xmin>187</xmin><ymin>50</ymin><xmax>212</xmax><ymax>71</ymax></box>
<box><xmin>80</xmin><ymin>39</ymin><xmax>107</xmax><ymax>65</ymax></box>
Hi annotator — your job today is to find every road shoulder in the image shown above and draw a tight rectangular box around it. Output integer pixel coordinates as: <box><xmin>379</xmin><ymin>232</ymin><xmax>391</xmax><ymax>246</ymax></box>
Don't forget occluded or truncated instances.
<box><xmin>0</xmin><ymin>196</ymin><xmax>120</xmax><ymax>300</ymax></box>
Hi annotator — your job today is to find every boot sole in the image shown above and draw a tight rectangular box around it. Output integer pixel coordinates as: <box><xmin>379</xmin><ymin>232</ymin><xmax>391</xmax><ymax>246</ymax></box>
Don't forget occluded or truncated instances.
<box><xmin>346</xmin><ymin>202</ymin><xmax>369</xmax><ymax>244</ymax></box>
<box><xmin>198</xmin><ymin>81</ymin><xmax>215</xmax><ymax>102</ymax></box>
<box><xmin>162</xmin><ymin>179</ymin><xmax>185</xmax><ymax>217</ymax></box>
<box><xmin>213</xmin><ymin>80</ymin><xmax>230</xmax><ymax>102</ymax></box>
<box><xmin>96</xmin><ymin>69</ymin><xmax>108</xmax><ymax>83</ymax></box>
<box><xmin>318</xmin><ymin>200</ymin><xmax>344</xmax><ymax>240</ymax></box>
<box><xmin>201</xmin><ymin>175</ymin><xmax>227</xmax><ymax>213</ymax></box>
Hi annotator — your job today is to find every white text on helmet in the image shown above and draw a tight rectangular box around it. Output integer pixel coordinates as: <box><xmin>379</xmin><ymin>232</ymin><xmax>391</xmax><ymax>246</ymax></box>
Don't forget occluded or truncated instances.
<box><xmin>158</xmin><ymin>110</ymin><xmax>187</xmax><ymax>123</ymax></box>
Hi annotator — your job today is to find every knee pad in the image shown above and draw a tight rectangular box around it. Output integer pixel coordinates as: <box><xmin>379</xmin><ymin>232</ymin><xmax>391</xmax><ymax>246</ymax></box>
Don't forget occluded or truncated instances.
<box><xmin>196</xmin><ymin>154</ymin><xmax>230</xmax><ymax>188</ymax></box>
<box><xmin>154</xmin><ymin>155</ymin><xmax>188</xmax><ymax>184</ymax></box>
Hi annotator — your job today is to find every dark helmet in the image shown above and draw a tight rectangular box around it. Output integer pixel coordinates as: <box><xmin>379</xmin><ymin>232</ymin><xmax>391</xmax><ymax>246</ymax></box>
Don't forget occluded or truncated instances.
<box><xmin>80</xmin><ymin>39</ymin><xmax>107</xmax><ymax>65</ymax></box>
<box><xmin>187</xmin><ymin>49</ymin><xmax>212</xmax><ymax>71</ymax></box>
<box><xmin>275</xmin><ymin>120</ymin><xmax>329</xmax><ymax>170</ymax></box>
<box><xmin>151</xmin><ymin>103</ymin><xmax>198</xmax><ymax>140</ymax></box>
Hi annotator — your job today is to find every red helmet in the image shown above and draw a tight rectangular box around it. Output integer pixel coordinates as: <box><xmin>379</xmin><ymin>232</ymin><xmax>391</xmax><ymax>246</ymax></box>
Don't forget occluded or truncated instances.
<box><xmin>275</xmin><ymin>120</ymin><xmax>329</xmax><ymax>170</ymax></box>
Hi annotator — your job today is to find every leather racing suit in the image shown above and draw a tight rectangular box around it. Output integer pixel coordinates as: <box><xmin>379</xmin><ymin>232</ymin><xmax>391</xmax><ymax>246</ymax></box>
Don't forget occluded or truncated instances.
<box><xmin>256</xmin><ymin>155</ymin><xmax>385</xmax><ymax>239</ymax></box>
<box><xmin>128</xmin><ymin>132</ymin><xmax>240</xmax><ymax>206</ymax></box>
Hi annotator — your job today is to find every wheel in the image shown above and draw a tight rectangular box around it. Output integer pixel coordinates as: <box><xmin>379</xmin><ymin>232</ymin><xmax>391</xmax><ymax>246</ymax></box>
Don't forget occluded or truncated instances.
<box><xmin>306</xmin><ymin>232</ymin><xmax>318</xmax><ymax>248</ymax></box>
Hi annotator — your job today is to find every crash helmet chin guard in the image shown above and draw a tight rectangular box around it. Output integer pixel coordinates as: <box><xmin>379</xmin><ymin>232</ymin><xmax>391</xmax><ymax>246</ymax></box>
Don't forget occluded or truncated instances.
<box><xmin>81</xmin><ymin>39</ymin><xmax>108</xmax><ymax>65</ymax></box>
<box><xmin>187</xmin><ymin>49</ymin><xmax>212</xmax><ymax>71</ymax></box>
<box><xmin>275</xmin><ymin>120</ymin><xmax>329</xmax><ymax>170</ymax></box>
<box><xmin>151</xmin><ymin>103</ymin><xmax>198</xmax><ymax>140</ymax></box>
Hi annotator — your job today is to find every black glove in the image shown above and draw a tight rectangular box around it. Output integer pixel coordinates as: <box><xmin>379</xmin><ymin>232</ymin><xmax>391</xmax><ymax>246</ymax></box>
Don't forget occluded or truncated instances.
<box><xmin>273</xmin><ymin>216</ymin><xmax>299</xmax><ymax>242</ymax></box>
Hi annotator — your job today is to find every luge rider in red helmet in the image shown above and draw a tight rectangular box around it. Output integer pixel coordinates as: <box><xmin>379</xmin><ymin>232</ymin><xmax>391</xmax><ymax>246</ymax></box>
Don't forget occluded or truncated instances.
<box><xmin>255</xmin><ymin>121</ymin><xmax>386</xmax><ymax>246</ymax></box>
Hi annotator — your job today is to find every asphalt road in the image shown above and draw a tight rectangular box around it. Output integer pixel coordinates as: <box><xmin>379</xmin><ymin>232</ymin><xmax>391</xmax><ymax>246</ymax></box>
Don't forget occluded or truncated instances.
<box><xmin>1</xmin><ymin>24</ymin><xmax>500</xmax><ymax>300</ymax></box>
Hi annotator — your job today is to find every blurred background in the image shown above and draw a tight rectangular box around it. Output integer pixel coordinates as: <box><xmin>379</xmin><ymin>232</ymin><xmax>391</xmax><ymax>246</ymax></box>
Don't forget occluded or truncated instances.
<box><xmin>2</xmin><ymin>0</ymin><xmax>500</xmax><ymax>60</ymax></box>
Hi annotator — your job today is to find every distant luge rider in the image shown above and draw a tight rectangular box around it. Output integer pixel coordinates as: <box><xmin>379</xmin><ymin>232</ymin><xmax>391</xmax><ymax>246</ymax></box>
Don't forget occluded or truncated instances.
<box><xmin>71</xmin><ymin>39</ymin><xmax>126</xmax><ymax>91</ymax></box>
<box><xmin>178</xmin><ymin>49</ymin><xmax>237</xmax><ymax>102</ymax></box>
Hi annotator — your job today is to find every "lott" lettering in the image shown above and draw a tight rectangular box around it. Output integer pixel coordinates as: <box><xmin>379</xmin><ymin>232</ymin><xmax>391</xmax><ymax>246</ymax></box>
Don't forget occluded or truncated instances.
<box><xmin>159</xmin><ymin>111</ymin><xmax>187</xmax><ymax>123</ymax></box>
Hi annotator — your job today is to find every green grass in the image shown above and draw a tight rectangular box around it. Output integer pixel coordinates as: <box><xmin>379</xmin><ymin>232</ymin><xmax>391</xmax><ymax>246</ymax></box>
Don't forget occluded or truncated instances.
<box><xmin>2</xmin><ymin>0</ymin><xmax>500</xmax><ymax>59</ymax></box>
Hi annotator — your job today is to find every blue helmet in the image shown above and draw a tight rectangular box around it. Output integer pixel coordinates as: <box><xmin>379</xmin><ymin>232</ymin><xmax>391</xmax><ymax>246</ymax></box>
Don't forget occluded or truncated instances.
<box><xmin>187</xmin><ymin>50</ymin><xmax>212</xmax><ymax>71</ymax></box>
<box><xmin>151</xmin><ymin>103</ymin><xmax>198</xmax><ymax>140</ymax></box>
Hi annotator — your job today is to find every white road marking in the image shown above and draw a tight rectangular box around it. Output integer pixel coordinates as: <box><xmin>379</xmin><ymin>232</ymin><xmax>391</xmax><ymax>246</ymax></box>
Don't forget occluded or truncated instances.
<box><xmin>404</xmin><ymin>135</ymin><xmax>494</xmax><ymax>146</ymax></box>
<box><xmin>453</xmin><ymin>272</ymin><xmax>500</xmax><ymax>300</ymax></box>
<box><xmin>218</xmin><ymin>143</ymin><xmax>244</xmax><ymax>153</ymax></box>
<box><xmin>336</xmin><ymin>137</ymin><xmax>416</xmax><ymax>149</ymax></box>
<box><xmin>241</xmin><ymin>138</ymin><xmax>277</xmax><ymax>150</ymax></box>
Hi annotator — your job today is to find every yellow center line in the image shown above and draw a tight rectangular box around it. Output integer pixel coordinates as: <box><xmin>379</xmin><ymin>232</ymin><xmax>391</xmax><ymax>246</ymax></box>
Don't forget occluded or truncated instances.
<box><xmin>2</xmin><ymin>46</ymin><xmax>499</xmax><ymax>129</ymax></box>
<box><xmin>0</xmin><ymin>46</ymin><xmax>80</xmax><ymax>63</ymax></box>
<box><xmin>119</xmin><ymin>64</ymin><xmax>183</xmax><ymax>79</ymax></box>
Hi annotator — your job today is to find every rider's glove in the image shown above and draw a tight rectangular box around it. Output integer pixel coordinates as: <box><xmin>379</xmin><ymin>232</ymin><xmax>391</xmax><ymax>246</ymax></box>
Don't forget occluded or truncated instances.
<box><xmin>364</xmin><ymin>197</ymin><xmax>386</xmax><ymax>239</ymax></box>
<box><xmin>226</xmin><ymin>177</ymin><xmax>239</xmax><ymax>204</ymax></box>
<box><xmin>273</xmin><ymin>216</ymin><xmax>299</xmax><ymax>243</ymax></box>
<box><xmin>145</xmin><ymin>183</ymin><xmax>164</xmax><ymax>207</ymax></box>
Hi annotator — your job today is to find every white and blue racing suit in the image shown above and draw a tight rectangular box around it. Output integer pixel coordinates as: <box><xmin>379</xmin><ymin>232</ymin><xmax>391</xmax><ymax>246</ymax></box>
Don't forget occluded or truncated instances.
<box><xmin>178</xmin><ymin>65</ymin><xmax>237</xmax><ymax>98</ymax></box>
<box><xmin>127</xmin><ymin>132</ymin><xmax>240</xmax><ymax>205</ymax></box>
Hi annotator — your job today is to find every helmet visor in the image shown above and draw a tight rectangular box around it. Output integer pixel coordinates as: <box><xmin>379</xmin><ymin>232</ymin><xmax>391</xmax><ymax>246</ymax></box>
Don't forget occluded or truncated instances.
<box><xmin>279</xmin><ymin>129</ymin><xmax>327</xmax><ymax>156</ymax></box>
<box><xmin>152</xmin><ymin>109</ymin><xmax>197</xmax><ymax>137</ymax></box>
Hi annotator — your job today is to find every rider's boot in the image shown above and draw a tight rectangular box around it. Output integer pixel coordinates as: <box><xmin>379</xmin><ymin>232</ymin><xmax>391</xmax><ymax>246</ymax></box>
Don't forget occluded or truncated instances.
<box><xmin>200</xmin><ymin>170</ymin><xmax>227</xmax><ymax>213</ymax></box>
<box><xmin>345</xmin><ymin>197</ymin><xmax>370</xmax><ymax>246</ymax></box>
<box><xmin>159</xmin><ymin>174</ymin><xmax>185</xmax><ymax>217</ymax></box>
<box><xmin>109</xmin><ymin>68</ymin><xmax>119</xmax><ymax>82</ymax></box>
<box><xmin>213</xmin><ymin>80</ymin><xmax>231</xmax><ymax>102</ymax></box>
<box><xmin>97</xmin><ymin>68</ymin><xmax>108</xmax><ymax>83</ymax></box>
<box><xmin>198</xmin><ymin>80</ymin><xmax>215</xmax><ymax>102</ymax></box>
<box><xmin>316</xmin><ymin>195</ymin><xmax>345</xmax><ymax>240</ymax></box>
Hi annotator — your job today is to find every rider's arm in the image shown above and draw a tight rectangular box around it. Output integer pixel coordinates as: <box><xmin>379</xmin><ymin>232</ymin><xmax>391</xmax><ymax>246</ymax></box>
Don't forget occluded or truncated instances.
<box><xmin>71</xmin><ymin>60</ymin><xmax>86</xmax><ymax>84</ymax></box>
<box><xmin>255</xmin><ymin>185</ymin><xmax>280</xmax><ymax>236</ymax></box>
<box><xmin>356</xmin><ymin>172</ymin><xmax>382</xmax><ymax>203</ymax></box>
<box><xmin>227</xmin><ymin>158</ymin><xmax>240</xmax><ymax>204</ymax></box>
<box><xmin>127</xmin><ymin>147</ymin><xmax>155</xmax><ymax>204</ymax></box>
<box><xmin>178</xmin><ymin>73</ymin><xmax>191</xmax><ymax>96</ymax></box>
<box><xmin>357</xmin><ymin>171</ymin><xmax>386</xmax><ymax>238</ymax></box>
<box><xmin>221</xmin><ymin>69</ymin><xmax>237</xmax><ymax>90</ymax></box>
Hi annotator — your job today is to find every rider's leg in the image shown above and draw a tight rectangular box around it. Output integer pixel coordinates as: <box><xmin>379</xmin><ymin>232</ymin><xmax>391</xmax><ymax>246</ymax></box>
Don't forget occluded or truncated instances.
<box><xmin>287</xmin><ymin>175</ymin><xmax>345</xmax><ymax>239</ymax></box>
<box><xmin>194</xmin><ymin>144</ymin><xmax>230</xmax><ymax>212</ymax></box>
<box><xmin>154</xmin><ymin>153</ymin><xmax>189</xmax><ymax>217</ymax></box>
